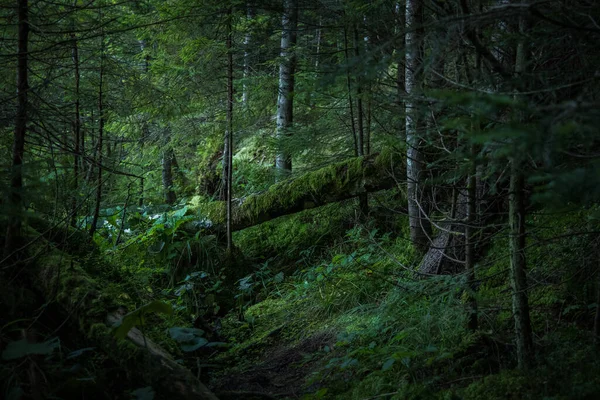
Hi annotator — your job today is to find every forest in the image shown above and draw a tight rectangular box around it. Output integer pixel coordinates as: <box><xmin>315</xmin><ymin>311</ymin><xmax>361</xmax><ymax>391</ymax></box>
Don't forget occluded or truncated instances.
<box><xmin>1</xmin><ymin>0</ymin><xmax>600</xmax><ymax>399</ymax></box>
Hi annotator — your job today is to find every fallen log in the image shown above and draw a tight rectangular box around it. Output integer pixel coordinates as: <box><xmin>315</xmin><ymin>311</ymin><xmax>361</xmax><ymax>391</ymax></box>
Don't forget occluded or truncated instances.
<box><xmin>419</xmin><ymin>190</ymin><xmax>468</xmax><ymax>275</ymax></box>
<box><xmin>187</xmin><ymin>152</ymin><xmax>402</xmax><ymax>234</ymax></box>
<box><xmin>27</xmin><ymin>238</ymin><xmax>219</xmax><ymax>400</ymax></box>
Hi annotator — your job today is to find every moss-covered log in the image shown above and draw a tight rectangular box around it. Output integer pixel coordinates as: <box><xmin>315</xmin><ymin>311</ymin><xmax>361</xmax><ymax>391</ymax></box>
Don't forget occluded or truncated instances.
<box><xmin>189</xmin><ymin>152</ymin><xmax>401</xmax><ymax>233</ymax></box>
<box><xmin>27</xmin><ymin>239</ymin><xmax>219</xmax><ymax>400</ymax></box>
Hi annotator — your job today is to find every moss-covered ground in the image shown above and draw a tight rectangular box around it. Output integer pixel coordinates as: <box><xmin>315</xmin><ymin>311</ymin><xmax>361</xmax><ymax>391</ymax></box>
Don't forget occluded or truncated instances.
<box><xmin>3</xmin><ymin>195</ymin><xmax>600</xmax><ymax>399</ymax></box>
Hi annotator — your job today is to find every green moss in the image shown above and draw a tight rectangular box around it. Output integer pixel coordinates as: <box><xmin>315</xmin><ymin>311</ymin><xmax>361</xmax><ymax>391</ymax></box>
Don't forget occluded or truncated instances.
<box><xmin>187</xmin><ymin>153</ymin><xmax>400</xmax><ymax>229</ymax></box>
<box><xmin>234</xmin><ymin>156</ymin><xmax>369</xmax><ymax>224</ymax></box>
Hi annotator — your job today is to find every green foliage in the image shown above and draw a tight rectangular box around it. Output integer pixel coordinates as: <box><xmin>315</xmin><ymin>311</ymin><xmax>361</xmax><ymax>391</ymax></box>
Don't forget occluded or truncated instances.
<box><xmin>112</xmin><ymin>301</ymin><xmax>173</xmax><ymax>340</ymax></box>
<box><xmin>1</xmin><ymin>337</ymin><xmax>60</xmax><ymax>361</ymax></box>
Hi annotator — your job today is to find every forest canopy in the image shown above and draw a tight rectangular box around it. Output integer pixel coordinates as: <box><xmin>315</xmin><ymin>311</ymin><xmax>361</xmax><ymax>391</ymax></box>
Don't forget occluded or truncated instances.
<box><xmin>1</xmin><ymin>0</ymin><xmax>600</xmax><ymax>399</ymax></box>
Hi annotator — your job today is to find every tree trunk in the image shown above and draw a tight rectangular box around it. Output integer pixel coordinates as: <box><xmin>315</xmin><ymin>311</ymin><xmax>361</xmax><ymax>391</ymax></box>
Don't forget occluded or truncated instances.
<box><xmin>225</xmin><ymin>7</ymin><xmax>234</xmax><ymax>251</ymax></box>
<box><xmin>405</xmin><ymin>0</ymin><xmax>431</xmax><ymax>252</ymax></box>
<box><xmin>344</xmin><ymin>26</ymin><xmax>358</xmax><ymax>158</ymax></box>
<box><xmin>4</xmin><ymin>0</ymin><xmax>29</xmax><ymax>259</ymax></box>
<box><xmin>27</xmin><ymin>240</ymin><xmax>219</xmax><ymax>400</ymax></box>
<box><xmin>275</xmin><ymin>0</ymin><xmax>298</xmax><ymax>175</ymax></box>
<box><xmin>465</xmin><ymin>143</ymin><xmax>478</xmax><ymax>330</ymax></box>
<box><xmin>89</xmin><ymin>26</ymin><xmax>105</xmax><ymax>238</ymax></box>
<box><xmin>594</xmin><ymin>269</ymin><xmax>600</xmax><ymax>344</ymax></box>
<box><xmin>314</xmin><ymin>16</ymin><xmax>322</xmax><ymax>70</ymax></box>
<box><xmin>189</xmin><ymin>153</ymin><xmax>400</xmax><ymax>235</ymax></box>
<box><xmin>242</xmin><ymin>3</ymin><xmax>253</xmax><ymax>106</ymax></box>
<box><xmin>354</xmin><ymin>25</ymin><xmax>368</xmax><ymax>216</ymax></box>
<box><xmin>507</xmin><ymin>0</ymin><xmax>534</xmax><ymax>369</ymax></box>
<box><xmin>163</xmin><ymin>147</ymin><xmax>177</xmax><ymax>205</ymax></box>
<box><xmin>396</xmin><ymin>1</ymin><xmax>405</xmax><ymax>137</ymax></box>
<box><xmin>509</xmin><ymin>163</ymin><xmax>533</xmax><ymax>368</ymax></box>
<box><xmin>70</xmin><ymin>26</ymin><xmax>81</xmax><ymax>228</ymax></box>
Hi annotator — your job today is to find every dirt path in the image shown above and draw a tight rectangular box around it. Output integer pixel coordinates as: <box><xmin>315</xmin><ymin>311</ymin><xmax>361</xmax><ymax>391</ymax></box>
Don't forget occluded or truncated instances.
<box><xmin>213</xmin><ymin>332</ymin><xmax>333</xmax><ymax>399</ymax></box>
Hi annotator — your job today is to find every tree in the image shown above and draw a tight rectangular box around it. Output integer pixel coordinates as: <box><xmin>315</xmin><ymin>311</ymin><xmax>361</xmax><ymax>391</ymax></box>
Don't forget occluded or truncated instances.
<box><xmin>225</xmin><ymin>6</ymin><xmax>234</xmax><ymax>252</ymax></box>
<box><xmin>404</xmin><ymin>0</ymin><xmax>431</xmax><ymax>252</ymax></box>
<box><xmin>275</xmin><ymin>0</ymin><xmax>298</xmax><ymax>175</ymax></box>
<box><xmin>89</xmin><ymin>8</ymin><xmax>106</xmax><ymax>238</ymax></box>
<box><xmin>4</xmin><ymin>0</ymin><xmax>30</xmax><ymax>259</ymax></box>
<box><xmin>508</xmin><ymin>3</ymin><xmax>533</xmax><ymax>368</ymax></box>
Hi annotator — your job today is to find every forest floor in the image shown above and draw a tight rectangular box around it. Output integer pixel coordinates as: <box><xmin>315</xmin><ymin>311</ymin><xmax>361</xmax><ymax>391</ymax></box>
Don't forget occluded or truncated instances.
<box><xmin>213</xmin><ymin>331</ymin><xmax>333</xmax><ymax>398</ymax></box>
<box><xmin>4</xmin><ymin>203</ymin><xmax>600</xmax><ymax>399</ymax></box>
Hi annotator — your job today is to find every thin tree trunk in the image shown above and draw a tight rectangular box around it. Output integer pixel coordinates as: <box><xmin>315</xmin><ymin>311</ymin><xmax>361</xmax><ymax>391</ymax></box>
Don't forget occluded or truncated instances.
<box><xmin>70</xmin><ymin>27</ymin><xmax>81</xmax><ymax>227</ymax></box>
<box><xmin>89</xmin><ymin>23</ymin><xmax>105</xmax><ymax>238</ymax></box>
<box><xmin>509</xmin><ymin>163</ymin><xmax>533</xmax><ymax>367</ymax></box>
<box><xmin>315</xmin><ymin>16</ymin><xmax>322</xmax><ymax>70</ymax></box>
<box><xmin>139</xmin><ymin>176</ymin><xmax>144</xmax><ymax>207</ymax></box>
<box><xmin>509</xmin><ymin>3</ymin><xmax>534</xmax><ymax>368</ymax></box>
<box><xmin>594</xmin><ymin>269</ymin><xmax>600</xmax><ymax>344</ymax></box>
<box><xmin>4</xmin><ymin>0</ymin><xmax>29</xmax><ymax>258</ymax></box>
<box><xmin>396</xmin><ymin>1</ymin><xmax>405</xmax><ymax>137</ymax></box>
<box><xmin>275</xmin><ymin>0</ymin><xmax>298</xmax><ymax>174</ymax></box>
<box><xmin>343</xmin><ymin>26</ymin><xmax>358</xmax><ymax>158</ymax></box>
<box><xmin>242</xmin><ymin>3</ymin><xmax>253</xmax><ymax>106</ymax></box>
<box><xmin>405</xmin><ymin>0</ymin><xmax>431</xmax><ymax>252</ymax></box>
<box><xmin>115</xmin><ymin>184</ymin><xmax>131</xmax><ymax>245</ymax></box>
<box><xmin>225</xmin><ymin>7</ymin><xmax>234</xmax><ymax>252</ymax></box>
<box><xmin>138</xmin><ymin>39</ymin><xmax>149</xmax><ymax>207</ymax></box>
<box><xmin>86</xmin><ymin>109</ymin><xmax>96</xmax><ymax>184</ymax></box>
<box><xmin>354</xmin><ymin>25</ymin><xmax>368</xmax><ymax>216</ymax></box>
<box><xmin>162</xmin><ymin>147</ymin><xmax>177</xmax><ymax>205</ymax></box>
<box><xmin>465</xmin><ymin>143</ymin><xmax>478</xmax><ymax>331</ymax></box>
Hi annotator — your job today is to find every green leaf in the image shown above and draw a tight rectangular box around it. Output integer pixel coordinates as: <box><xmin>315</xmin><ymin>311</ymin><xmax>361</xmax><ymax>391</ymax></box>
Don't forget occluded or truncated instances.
<box><xmin>2</xmin><ymin>337</ymin><xmax>60</xmax><ymax>361</ymax></box>
<box><xmin>131</xmin><ymin>386</ymin><xmax>155</xmax><ymax>400</ymax></box>
<box><xmin>205</xmin><ymin>341</ymin><xmax>228</xmax><ymax>348</ymax></box>
<box><xmin>113</xmin><ymin>301</ymin><xmax>173</xmax><ymax>340</ymax></box>
<box><xmin>67</xmin><ymin>347</ymin><xmax>95</xmax><ymax>359</ymax></box>
<box><xmin>382</xmin><ymin>358</ymin><xmax>395</xmax><ymax>371</ymax></box>
<box><xmin>168</xmin><ymin>327</ymin><xmax>204</xmax><ymax>343</ymax></box>
<box><xmin>180</xmin><ymin>337</ymin><xmax>209</xmax><ymax>352</ymax></box>
<box><xmin>172</xmin><ymin>206</ymin><xmax>188</xmax><ymax>218</ymax></box>
<box><xmin>273</xmin><ymin>272</ymin><xmax>284</xmax><ymax>283</ymax></box>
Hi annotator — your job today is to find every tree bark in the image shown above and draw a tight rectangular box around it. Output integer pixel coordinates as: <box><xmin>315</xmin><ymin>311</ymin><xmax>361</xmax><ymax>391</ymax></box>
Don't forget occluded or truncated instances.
<box><xmin>189</xmin><ymin>153</ymin><xmax>400</xmax><ymax>235</ymax></box>
<box><xmin>405</xmin><ymin>0</ymin><xmax>431</xmax><ymax>252</ymax></box>
<box><xmin>344</xmin><ymin>26</ymin><xmax>359</xmax><ymax>158</ymax></box>
<box><xmin>465</xmin><ymin>143</ymin><xmax>478</xmax><ymax>331</ymax></box>
<box><xmin>4</xmin><ymin>0</ymin><xmax>29</xmax><ymax>259</ymax></box>
<box><xmin>594</xmin><ymin>269</ymin><xmax>600</xmax><ymax>344</ymax></box>
<box><xmin>89</xmin><ymin>26</ymin><xmax>105</xmax><ymax>238</ymax></box>
<box><xmin>70</xmin><ymin>26</ymin><xmax>81</xmax><ymax>228</ymax></box>
<box><xmin>509</xmin><ymin>163</ymin><xmax>533</xmax><ymax>368</ymax></box>
<box><xmin>354</xmin><ymin>25</ymin><xmax>369</xmax><ymax>216</ymax></box>
<box><xmin>163</xmin><ymin>147</ymin><xmax>177</xmax><ymax>205</ymax></box>
<box><xmin>508</xmin><ymin>1</ymin><xmax>534</xmax><ymax>369</ymax></box>
<box><xmin>27</xmin><ymin>241</ymin><xmax>219</xmax><ymax>400</ymax></box>
<box><xmin>225</xmin><ymin>7</ymin><xmax>234</xmax><ymax>251</ymax></box>
<box><xmin>242</xmin><ymin>3</ymin><xmax>253</xmax><ymax>106</ymax></box>
<box><xmin>275</xmin><ymin>0</ymin><xmax>298</xmax><ymax>175</ymax></box>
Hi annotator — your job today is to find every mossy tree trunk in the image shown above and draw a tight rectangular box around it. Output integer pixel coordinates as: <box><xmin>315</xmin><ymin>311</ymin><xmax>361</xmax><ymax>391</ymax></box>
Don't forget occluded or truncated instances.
<box><xmin>190</xmin><ymin>153</ymin><xmax>400</xmax><ymax>235</ymax></box>
<box><xmin>27</xmin><ymin>240</ymin><xmax>219</xmax><ymax>400</ymax></box>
